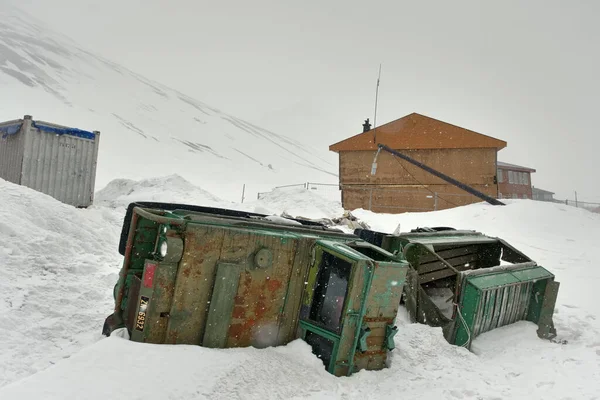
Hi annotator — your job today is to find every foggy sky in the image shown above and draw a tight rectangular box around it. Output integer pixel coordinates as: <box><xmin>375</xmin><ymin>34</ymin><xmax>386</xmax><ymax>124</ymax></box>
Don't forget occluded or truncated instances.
<box><xmin>12</xmin><ymin>0</ymin><xmax>600</xmax><ymax>201</ymax></box>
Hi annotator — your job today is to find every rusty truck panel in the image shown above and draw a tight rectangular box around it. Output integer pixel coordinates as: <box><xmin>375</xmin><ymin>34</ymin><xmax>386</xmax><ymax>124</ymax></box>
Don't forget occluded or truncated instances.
<box><xmin>104</xmin><ymin>202</ymin><xmax>410</xmax><ymax>377</ymax></box>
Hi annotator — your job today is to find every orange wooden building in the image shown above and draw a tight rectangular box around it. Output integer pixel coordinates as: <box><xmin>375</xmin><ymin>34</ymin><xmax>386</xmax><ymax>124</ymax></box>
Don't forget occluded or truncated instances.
<box><xmin>329</xmin><ymin>113</ymin><xmax>507</xmax><ymax>213</ymax></box>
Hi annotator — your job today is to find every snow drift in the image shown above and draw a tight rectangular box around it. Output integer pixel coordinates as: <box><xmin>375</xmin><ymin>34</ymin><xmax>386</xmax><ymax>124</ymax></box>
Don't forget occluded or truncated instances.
<box><xmin>1</xmin><ymin>176</ymin><xmax>599</xmax><ymax>399</ymax></box>
<box><xmin>94</xmin><ymin>174</ymin><xmax>226</xmax><ymax>210</ymax></box>
<box><xmin>0</xmin><ymin>178</ymin><xmax>123</xmax><ymax>387</ymax></box>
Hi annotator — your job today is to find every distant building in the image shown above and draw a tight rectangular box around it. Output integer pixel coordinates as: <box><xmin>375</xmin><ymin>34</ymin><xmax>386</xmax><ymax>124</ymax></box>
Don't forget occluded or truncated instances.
<box><xmin>329</xmin><ymin>113</ymin><xmax>507</xmax><ymax>213</ymax></box>
<box><xmin>496</xmin><ymin>161</ymin><xmax>536</xmax><ymax>199</ymax></box>
<box><xmin>532</xmin><ymin>187</ymin><xmax>556</xmax><ymax>202</ymax></box>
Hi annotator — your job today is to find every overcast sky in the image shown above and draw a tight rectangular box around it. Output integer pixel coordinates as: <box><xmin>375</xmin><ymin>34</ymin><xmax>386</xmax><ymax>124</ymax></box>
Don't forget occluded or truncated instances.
<box><xmin>12</xmin><ymin>0</ymin><xmax>600</xmax><ymax>201</ymax></box>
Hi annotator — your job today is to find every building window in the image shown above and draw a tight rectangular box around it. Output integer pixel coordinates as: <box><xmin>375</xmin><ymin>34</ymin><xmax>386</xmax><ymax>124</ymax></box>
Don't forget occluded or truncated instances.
<box><xmin>498</xmin><ymin>192</ymin><xmax>503</xmax><ymax>199</ymax></box>
<box><xmin>497</xmin><ymin>169</ymin><xmax>504</xmax><ymax>183</ymax></box>
<box><xmin>524</xmin><ymin>173</ymin><xmax>529</xmax><ymax>185</ymax></box>
<box><xmin>508</xmin><ymin>171</ymin><xmax>514</xmax><ymax>184</ymax></box>
<box><xmin>523</xmin><ymin>194</ymin><xmax>528</xmax><ymax>199</ymax></box>
<box><xmin>512</xmin><ymin>193</ymin><xmax>518</xmax><ymax>199</ymax></box>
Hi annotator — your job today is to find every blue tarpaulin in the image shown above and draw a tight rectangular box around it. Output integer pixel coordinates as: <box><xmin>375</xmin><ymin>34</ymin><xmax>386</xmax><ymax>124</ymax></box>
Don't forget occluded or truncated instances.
<box><xmin>31</xmin><ymin>121</ymin><xmax>96</xmax><ymax>140</ymax></box>
<box><xmin>0</xmin><ymin>123</ymin><xmax>23</xmax><ymax>139</ymax></box>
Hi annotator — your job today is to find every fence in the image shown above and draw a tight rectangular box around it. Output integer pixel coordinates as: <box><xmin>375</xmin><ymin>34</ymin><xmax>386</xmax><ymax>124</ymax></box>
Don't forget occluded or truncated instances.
<box><xmin>257</xmin><ymin>182</ymin><xmax>341</xmax><ymax>203</ymax></box>
<box><xmin>256</xmin><ymin>182</ymin><xmax>600</xmax><ymax>215</ymax></box>
<box><xmin>564</xmin><ymin>199</ymin><xmax>600</xmax><ymax>212</ymax></box>
<box><xmin>258</xmin><ymin>184</ymin><xmax>484</xmax><ymax>213</ymax></box>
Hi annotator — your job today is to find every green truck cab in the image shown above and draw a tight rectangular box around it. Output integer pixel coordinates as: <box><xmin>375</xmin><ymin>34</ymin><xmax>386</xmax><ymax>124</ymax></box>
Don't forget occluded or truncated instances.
<box><xmin>103</xmin><ymin>202</ymin><xmax>409</xmax><ymax>377</ymax></box>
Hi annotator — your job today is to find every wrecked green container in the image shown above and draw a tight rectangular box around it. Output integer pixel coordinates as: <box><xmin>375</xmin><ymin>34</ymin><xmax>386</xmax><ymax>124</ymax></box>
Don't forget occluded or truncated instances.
<box><xmin>103</xmin><ymin>202</ymin><xmax>409</xmax><ymax>377</ymax></box>
<box><xmin>355</xmin><ymin>228</ymin><xmax>560</xmax><ymax>349</ymax></box>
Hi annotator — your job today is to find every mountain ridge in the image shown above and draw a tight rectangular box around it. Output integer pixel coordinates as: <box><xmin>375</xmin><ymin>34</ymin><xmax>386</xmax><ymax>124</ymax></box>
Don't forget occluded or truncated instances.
<box><xmin>0</xmin><ymin>5</ymin><xmax>337</xmax><ymax>201</ymax></box>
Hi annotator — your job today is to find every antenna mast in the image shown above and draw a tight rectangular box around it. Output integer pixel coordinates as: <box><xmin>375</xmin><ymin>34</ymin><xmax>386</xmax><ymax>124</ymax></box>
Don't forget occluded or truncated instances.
<box><xmin>373</xmin><ymin>64</ymin><xmax>382</xmax><ymax>129</ymax></box>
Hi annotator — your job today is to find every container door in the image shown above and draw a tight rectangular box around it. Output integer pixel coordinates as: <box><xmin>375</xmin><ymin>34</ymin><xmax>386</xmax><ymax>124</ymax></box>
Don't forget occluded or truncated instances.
<box><xmin>298</xmin><ymin>242</ymin><xmax>367</xmax><ymax>376</ymax></box>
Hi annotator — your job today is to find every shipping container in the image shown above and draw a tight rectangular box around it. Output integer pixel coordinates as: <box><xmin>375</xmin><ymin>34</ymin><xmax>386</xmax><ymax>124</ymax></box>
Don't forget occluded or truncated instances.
<box><xmin>0</xmin><ymin>115</ymin><xmax>100</xmax><ymax>207</ymax></box>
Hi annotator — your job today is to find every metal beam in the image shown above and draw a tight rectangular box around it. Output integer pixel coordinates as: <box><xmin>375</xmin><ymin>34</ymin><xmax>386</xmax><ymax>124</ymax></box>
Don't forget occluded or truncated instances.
<box><xmin>377</xmin><ymin>144</ymin><xmax>505</xmax><ymax>206</ymax></box>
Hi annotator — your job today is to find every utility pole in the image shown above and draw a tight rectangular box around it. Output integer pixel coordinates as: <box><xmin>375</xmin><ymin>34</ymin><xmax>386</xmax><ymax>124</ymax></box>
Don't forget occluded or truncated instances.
<box><xmin>241</xmin><ymin>184</ymin><xmax>246</xmax><ymax>203</ymax></box>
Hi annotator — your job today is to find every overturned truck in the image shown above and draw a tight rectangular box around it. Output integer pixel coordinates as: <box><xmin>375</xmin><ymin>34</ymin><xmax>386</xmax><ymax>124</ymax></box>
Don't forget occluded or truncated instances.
<box><xmin>103</xmin><ymin>202</ymin><xmax>409</xmax><ymax>377</ymax></box>
<box><xmin>355</xmin><ymin>227</ymin><xmax>560</xmax><ymax>349</ymax></box>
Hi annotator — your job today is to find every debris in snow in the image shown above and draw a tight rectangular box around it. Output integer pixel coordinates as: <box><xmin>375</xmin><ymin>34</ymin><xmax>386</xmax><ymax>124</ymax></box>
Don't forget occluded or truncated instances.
<box><xmin>263</xmin><ymin>215</ymin><xmax>303</xmax><ymax>226</ymax></box>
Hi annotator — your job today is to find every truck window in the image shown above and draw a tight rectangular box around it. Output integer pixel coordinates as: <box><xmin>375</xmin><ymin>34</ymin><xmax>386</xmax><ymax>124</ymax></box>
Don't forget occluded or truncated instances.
<box><xmin>309</xmin><ymin>252</ymin><xmax>352</xmax><ymax>333</ymax></box>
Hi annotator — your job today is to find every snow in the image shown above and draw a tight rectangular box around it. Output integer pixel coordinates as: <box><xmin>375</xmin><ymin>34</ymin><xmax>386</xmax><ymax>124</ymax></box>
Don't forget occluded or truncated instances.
<box><xmin>1</xmin><ymin>5</ymin><xmax>599</xmax><ymax>399</ymax></box>
<box><xmin>0</xmin><ymin>5</ymin><xmax>339</xmax><ymax>203</ymax></box>
<box><xmin>0</xmin><ymin>179</ymin><xmax>123</xmax><ymax>387</ymax></box>
<box><xmin>1</xmin><ymin>176</ymin><xmax>600</xmax><ymax>399</ymax></box>
<box><xmin>242</xmin><ymin>186</ymin><xmax>345</xmax><ymax>220</ymax></box>
<box><xmin>94</xmin><ymin>174</ymin><xmax>227</xmax><ymax>210</ymax></box>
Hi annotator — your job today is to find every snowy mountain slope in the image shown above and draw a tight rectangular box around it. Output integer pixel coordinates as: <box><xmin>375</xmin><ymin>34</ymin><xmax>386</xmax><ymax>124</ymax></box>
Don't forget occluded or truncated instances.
<box><xmin>1</xmin><ymin>175</ymin><xmax>599</xmax><ymax>398</ymax></box>
<box><xmin>0</xmin><ymin>5</ymin><xmax>338</xmax><ymax>201</ymax></box>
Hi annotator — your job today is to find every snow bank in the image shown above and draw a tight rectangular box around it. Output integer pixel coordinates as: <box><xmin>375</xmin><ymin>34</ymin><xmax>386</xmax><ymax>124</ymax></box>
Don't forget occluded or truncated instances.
<box><xmin>352</xmin><ymin>199</ymin><xmax>600</xmax><ymax>336</ymax></box>
<box><xmin>94</xmin><ymin>174</ymin><xmax>226</xmax><ymax>210</ymax></box>
<box><xmin>0</xmin><ymin>178</ymin><xmax>123</xmax><ymax>387</ymax></box>
<box><xmin>243</xmin><ymin>186</ymin><xmax>344</xmax><ymax>220</ymax></box>
<box><xmin>1</xmin><ymin>178</ymin><xmax>599</xmax><ymax>399</ymax></box>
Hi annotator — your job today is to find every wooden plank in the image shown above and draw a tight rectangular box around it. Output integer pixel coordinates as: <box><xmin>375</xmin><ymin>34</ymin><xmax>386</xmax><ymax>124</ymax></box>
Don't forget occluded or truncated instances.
<box><xmin>421</xmin><ymin>244</ymin><xmax>483</xmax><ymax>261</ymax></box>
<box><xmin>419</xmin><ymin>268</ymin><xmax>461</xmax><ymax>283</ymax></box>
<box><xmin>203</xmin><ymin>262</ymin><xmax>242</xmax><ymax>348</ymax></box>
<box><xmin>418</xmin><ymin>253</ymin><xmax>480</xmax><ymax>275</ymax></box>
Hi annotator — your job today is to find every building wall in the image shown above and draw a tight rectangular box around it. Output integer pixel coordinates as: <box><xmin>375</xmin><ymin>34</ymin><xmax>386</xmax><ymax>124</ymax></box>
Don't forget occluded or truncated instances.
<box><xmin>339</xmin><ymin>148</ymin><xmax>498</xmax><ymax>212</ymax></box>
<box><xmin>532</xmin><ymin>190</ymin><xmax>555</xmax><ymax>202</ymax></box>
<box><xmin>497</xmin><ymin>168</ymin><xmax>532</xmax><ymax>199</ymax></box>
<box><xmin>342</xmin><ymin>184</ymin><xmax>494</xmax><ymax>213</ymax></box>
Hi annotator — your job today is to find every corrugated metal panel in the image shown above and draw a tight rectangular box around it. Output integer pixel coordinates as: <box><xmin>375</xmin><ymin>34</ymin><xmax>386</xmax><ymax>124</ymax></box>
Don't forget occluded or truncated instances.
<box><xmin>471</xmin><ymin>281</ymin><xmax>533</xmax><ymax>337</ymax></box>
<box><xmin>0</xmin><ymin>118</ymin><xmax>26</xmax><ymax>184</ymax></box>
<box><xmin>15</xmin><ymin>116</ymin><xmax>100</xmax><ymax>208</ymax></box>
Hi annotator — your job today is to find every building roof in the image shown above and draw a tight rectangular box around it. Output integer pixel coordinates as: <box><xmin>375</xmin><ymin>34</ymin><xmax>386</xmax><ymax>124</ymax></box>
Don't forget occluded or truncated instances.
<box><xmin>329</xmin><ymin>112</ymin><xmax>507</xmax><ymax>152</ymax></box>
<box><xmin>532</xmin><ymin>187</ymin><xmax>555</xmax><ymax>195</ymax></box>
<box><xmin>497</xmin><ymin>161</ymin><xmax>536</xmax><ymax>173</ymax></box>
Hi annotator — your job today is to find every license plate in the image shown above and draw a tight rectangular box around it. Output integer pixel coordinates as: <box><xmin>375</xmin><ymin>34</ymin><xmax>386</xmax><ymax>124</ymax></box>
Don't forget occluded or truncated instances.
<box><xmin>135</xmin><ymin>295</ymin><xmax>150</xmax><ymax>332</ymax></box>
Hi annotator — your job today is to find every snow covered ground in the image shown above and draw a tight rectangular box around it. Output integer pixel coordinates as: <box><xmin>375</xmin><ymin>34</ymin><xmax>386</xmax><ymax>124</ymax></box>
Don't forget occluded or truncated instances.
<box><xmin>1</xmin><ymin>175</ymin><xmax>599</xmax><ymax>399</ymax></box>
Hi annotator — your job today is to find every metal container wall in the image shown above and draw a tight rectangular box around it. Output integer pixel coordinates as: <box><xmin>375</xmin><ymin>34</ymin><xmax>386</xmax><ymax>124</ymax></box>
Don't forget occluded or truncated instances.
<box><xmin>0</xmin><ymin>115</ymin><xmax>100</xmax><ymax>207</ymax></box>
<box><xmin>0</xmin><ymin>119</ymin><xmax>26</xmax><ymax>184</ymax></box>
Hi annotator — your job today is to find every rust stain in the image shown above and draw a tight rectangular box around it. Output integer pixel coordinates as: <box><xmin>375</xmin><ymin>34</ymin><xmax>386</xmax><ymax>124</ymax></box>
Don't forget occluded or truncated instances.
<box><xmin>362</xmin><ymin>317</ymin><xmax>394</xmax><ymax>323</ymax></box>
<box><xmin>354</xmin><ymin>350</ymin><xmax>387</xmax><ymax>358</ymax></box>
<box><xmin>267</xmin><ymin>279</ymin><xmax>283</xmax><ymax>292</ymax></box>
<box><xmin>234</xmin><ymin>295</ymin><xmax>245</xmax><ymax>305</ymax></box>
<box><xmin>231</xmin><ymin>305</ymin><xmax>246</xmax><ymax>319</ymax></box>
